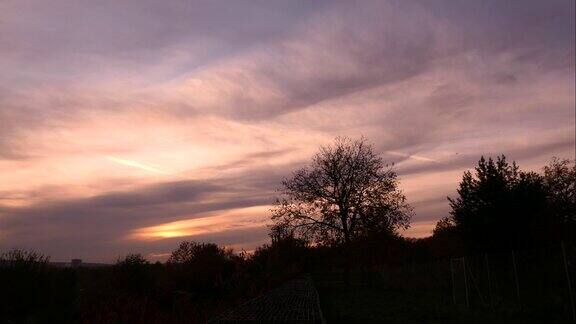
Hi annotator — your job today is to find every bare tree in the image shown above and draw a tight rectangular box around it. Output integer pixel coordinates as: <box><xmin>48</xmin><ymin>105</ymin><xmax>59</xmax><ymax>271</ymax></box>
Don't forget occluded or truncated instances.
<box><xmin>271</xmin><ymin>137</ymin><xmax>412</xmax><ymax>246</ymax></box>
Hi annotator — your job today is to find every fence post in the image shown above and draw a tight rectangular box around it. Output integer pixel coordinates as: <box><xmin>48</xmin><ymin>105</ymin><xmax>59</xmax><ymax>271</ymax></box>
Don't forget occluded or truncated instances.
<box><xmin>463</xmin><ymin>257</ymin><xmax>470</xmax><ymax>308</ymax></box>
<box><xmin>485</xmin><ymin>253</ymin><xmax>495</xmax><ymax>312</ymax></box>
<box><xmin>450</xmin><ymin>258</ymin><xmax>456</xmax><ymax>305</ymax></box>
<box><xmin>511</xmin><ymin>250</ymin><xmax>521</xmax><ymax>309</ymax></box>
<box><xmin>561</xmin><ymin>242</ymin><xmax>576</xmax><ymax>321</ymax></box>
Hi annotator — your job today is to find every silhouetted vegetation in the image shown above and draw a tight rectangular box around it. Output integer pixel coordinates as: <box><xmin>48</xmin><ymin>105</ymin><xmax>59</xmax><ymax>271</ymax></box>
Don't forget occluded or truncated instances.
<box><xmin>0</xmin><ymin>144</ymin><xmax>574</xmax><ymax>322</ymax></box>
<box><xmin>271</xmin><ymin>137</ymin><xmax>413</xmax><ymax>283</ymax></box>
<box><xmin>0</xmin><ymin>249</ymin><xmax>77</xmax><ymax>323</ymax></box>
<box><xmin>271</xmin><ymin>137</ymin><xmax>412</xmax><ymax>245</ymax></box>
<box><xmin>438</xmin><ymin>155</ymin><xmax>575</xmax><ymax>252</ymax></box>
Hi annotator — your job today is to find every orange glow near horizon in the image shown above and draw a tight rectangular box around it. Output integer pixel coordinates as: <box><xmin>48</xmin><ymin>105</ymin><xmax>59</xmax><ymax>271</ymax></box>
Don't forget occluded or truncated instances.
<box><xmin>129</xmin><ymin>205</ymin><xmax>271</xmax><ymax>241</ymax></box>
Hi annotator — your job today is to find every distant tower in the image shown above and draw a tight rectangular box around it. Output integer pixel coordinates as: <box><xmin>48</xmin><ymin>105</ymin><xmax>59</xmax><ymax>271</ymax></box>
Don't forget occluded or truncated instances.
<box><xmin>71</xmin><ymin>259</ymin><xmax>82</xmax><ymax>268</ymax></box>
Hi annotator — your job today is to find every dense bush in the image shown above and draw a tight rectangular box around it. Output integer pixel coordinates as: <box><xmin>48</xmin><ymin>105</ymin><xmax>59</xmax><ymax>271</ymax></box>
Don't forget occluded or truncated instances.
<box><xmin>0</xmin><ymin>249</ymin><xmax>77</xmax><ymax>323</ymax></box>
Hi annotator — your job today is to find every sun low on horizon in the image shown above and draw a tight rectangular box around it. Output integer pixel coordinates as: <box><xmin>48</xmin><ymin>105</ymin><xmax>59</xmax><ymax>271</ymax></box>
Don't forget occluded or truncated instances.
<box><xmin>0</xmin><ymin>0</ymin><xmax>574</xmax><ymax>263</ymax></box>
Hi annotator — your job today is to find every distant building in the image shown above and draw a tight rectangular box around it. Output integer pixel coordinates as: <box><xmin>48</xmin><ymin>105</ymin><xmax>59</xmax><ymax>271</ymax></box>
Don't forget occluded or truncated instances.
<box><xmin>71</xmin><ymin>259</ymin><xmax>82</xmax><ymax>267</ymax></box>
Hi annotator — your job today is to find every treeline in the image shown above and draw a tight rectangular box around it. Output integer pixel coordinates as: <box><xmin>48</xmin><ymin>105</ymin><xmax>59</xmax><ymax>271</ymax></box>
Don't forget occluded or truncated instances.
<box><xmin>0</xmin><ymin>238</ymin><xmax>315</xmax><ymax>323</ymax></box>
<box><xmin>0</xmin><ymin>235</ymin><xmax>448</xmax><ymax>323</ymax></box>
<box><xmin>0</xmin><ymin>154</ymin><xmax>574</xmax><ymax>323</ymax></box>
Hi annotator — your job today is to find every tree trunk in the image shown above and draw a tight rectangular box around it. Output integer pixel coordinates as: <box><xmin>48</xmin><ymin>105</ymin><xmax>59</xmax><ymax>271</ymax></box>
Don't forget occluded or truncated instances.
<box><xmin>343</xmin><ymin>235</ymin><xmax>351</xmax><ymax>286</ymax></box>
<box><xmin>340</xmin><ymin>208</ymin><xmax>352</xmax><ymax>286</ymax></box>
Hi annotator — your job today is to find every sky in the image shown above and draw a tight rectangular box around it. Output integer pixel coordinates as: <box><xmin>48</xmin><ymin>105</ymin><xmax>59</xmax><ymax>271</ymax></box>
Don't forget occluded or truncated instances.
<box><xmin>0</xmin><ymin>0</ymin><xmax>574</xmax><ymax>262</ymax></box>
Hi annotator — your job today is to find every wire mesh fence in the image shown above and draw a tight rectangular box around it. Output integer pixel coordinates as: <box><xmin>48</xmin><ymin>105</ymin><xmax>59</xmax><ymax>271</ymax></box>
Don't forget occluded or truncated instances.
<box><xmin>377</xmin><ymin>242</ymin><xmax>576</xmax><ymax>321</ymax></box>
<box><xmin>449</xmin><ymin>243</ymin><xmax>575</xmax><ymax>320</ymax></box>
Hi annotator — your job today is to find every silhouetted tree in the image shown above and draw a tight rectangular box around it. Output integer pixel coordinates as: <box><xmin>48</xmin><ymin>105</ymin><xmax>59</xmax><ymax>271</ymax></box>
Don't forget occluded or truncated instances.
<box><xmin>250</xmin><ymin>234</ymin><xmax>310</xmax><ymax>281</ymax></box>
<box><xmin>271</xmin><ymin>137</ymin><xmax>412</xmax><ymax>282</ymax></box>
<box><xmin>112</xmin><ymin>253</ymin><xmax>153</xmax><ymax>294</ymax></box>
<box><xmin>271</xmin><ymin>137</ymin><xmax>412</xmax><ymax>246</ymax></box>
<box><xmin>543</xmin><ymin>157</ymin><xmax>576</xmax><ymax>224</ymax></box>
<box><xmin>428</xmin><ymin>215</ymin><xmax>464</xmax><ymax>258</ymax></box>
<box><xmin>167</xmin><ymin>241</ymin><xmax>239</xmax><ymax>294</ymax></box>
<box><xmin>447</xmin><ymin>155</ymin><xmax>549</xmax><ymax>251</ymax></box>
<box><xmin>433</xmin><ymin>216</ymin><xmax>457</xmax><ymax>236</ymax></box>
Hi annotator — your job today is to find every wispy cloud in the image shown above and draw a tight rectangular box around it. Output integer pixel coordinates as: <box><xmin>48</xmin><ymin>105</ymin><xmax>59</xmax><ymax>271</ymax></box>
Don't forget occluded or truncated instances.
<box><xmin>105</xmin><ymin>156</ymin><xmax>171</xmax><ymax>175</ymax></box>
<box><xmin>385</xmin><ymin>151</ymin><xmax>439</xmax><ymax>163</ymax></box>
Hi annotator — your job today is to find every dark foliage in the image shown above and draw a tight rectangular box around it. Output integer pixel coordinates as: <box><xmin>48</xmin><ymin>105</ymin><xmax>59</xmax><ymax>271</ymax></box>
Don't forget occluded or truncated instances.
<box><xmin>0</xmin><ymin>249</ymin><xmax>77</xmax><ymax>323</ymax></box>
<box><xmin>249</xmin><ymin>234</ymin><xmax>311</xmax><ymax>282</ymax></box>
<box><xmin>112</xmin><ymin>254</ymin><xmax>154</xmax><ymax>294</ymax></box>
<box><xmin>166</xmin><ymin>241</ymin><xmax>242</xmax><ymax>295</ymax></box>
<box><xmin>543</xmin><ymin>157</ymin><xmax>576</xmax><ymax>224</ymax></box>
<box><xmin>446</xmin><ymin>156</ymin><xmax>575</xmax><ymax>252</ymax></box>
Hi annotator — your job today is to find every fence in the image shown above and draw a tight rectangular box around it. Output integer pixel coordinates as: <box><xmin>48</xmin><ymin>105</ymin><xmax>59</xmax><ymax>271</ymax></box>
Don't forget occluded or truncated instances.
<box><xmin>448</xmin><ymin>243</ymin><xmax>575</xmax><ymax>320</ymax></box>
<box><xmin>377</xmin><ymin>242</ymin><xmax>576</xmax><ymax>321</ymax></box>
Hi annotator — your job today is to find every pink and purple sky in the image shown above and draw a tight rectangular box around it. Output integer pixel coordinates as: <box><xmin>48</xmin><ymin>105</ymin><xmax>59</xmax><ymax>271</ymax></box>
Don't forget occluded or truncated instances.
<box><xmin>0</xmin><ymin>0</ymin><xmax>574</xmax><ymax>262</ymax></box>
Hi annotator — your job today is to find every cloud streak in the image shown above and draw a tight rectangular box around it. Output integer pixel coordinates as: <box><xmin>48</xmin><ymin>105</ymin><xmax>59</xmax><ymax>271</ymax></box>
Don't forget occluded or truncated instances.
<box><xmin>105</xmin><ymin>156</ymin><xmax>171</xmax><ymax>175</ymax></box>
<box><xmin>385</xmin><ymin>151</ymin><xmax>439</xmax><ymax>163</ymax></box>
